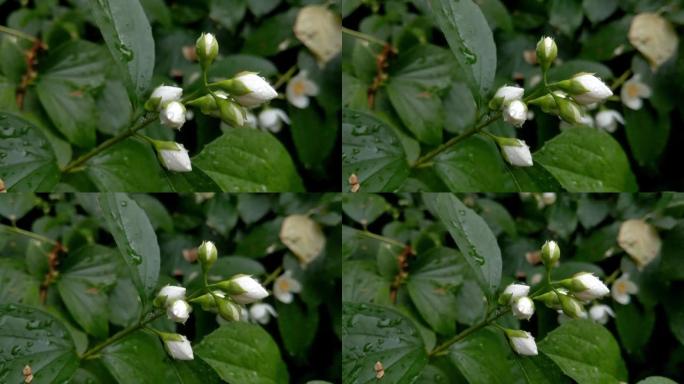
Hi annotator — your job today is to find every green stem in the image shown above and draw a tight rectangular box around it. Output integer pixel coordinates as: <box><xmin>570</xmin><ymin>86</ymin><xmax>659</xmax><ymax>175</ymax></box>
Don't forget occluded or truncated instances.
<box><xmin>412</xmin><ymin>113</ymin><xmax>502</xmax><ymax>168</ymax></box>
<box><xmin>0</xmin><ymin>25</ymin><xmax>40</xmax><ymax>44</ymax></box>
<box><xmin>61</xmin><ymin>114</ymin><xmax>158</xmax><ymax>173</ymax></box>
<box><xmin>429</xmin><ymin>308</ymin><xmax>510</xmax><ymax>356</ymax></box>
<box><xmin>262</xmin><ymin>266</ymin><xmax>284</xmax><ymax>286</ymax></box>
<box><xmin>358</xmin><ymin>230</ymin><xmax>406</xmax><ymax>248</ymax></box>
<box><xmin>610</xmin><ymin>69</ymin><xmax>632</xmax><ymax>91</ymax></box>
<box><xmin>81</xmin><ymin>311</ymin><xmax>164</xmax><ymax>359</ymax></box>
<box><xmin>0</xmin><ymin>224</ymin><xmax>61</xmax><ymax>249</ymax></box>
<box><xmin>272</xmin><ymin>65</ymin><xmax>298</xmax><ymax>90</ymax></box>
<box><xmin>342</xmin><ymin>27</ymin><xmax>387</xmax><ymax>47</ymax></box>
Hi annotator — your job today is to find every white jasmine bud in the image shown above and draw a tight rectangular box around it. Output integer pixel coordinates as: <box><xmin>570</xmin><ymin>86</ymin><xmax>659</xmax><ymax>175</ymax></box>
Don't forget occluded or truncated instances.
<box><xmin>512</xmin><ymin>297</ymin><xmax>535</xmax><ymax>320</ymax></box>
<box><xmin>258</xmin><ymin>108</ymin><xmax>290</xmax><ymax>133</ymax></box>
<box><xmin>489</xmin><ymin>85</ymin><xmax>524</xmax><ymax>110</ymax></box>
<box><xmin>196</xmin><ymin>33</ymin><xmax>219</xmax><ymax>69</ymax></box>
<box><xmin>156</xmin><ymin>285</ymin><xmax>186</xmax><ymax>307</ymax></box>
<box><xmin>198</xmin><ymin>241</ymin><xmax>217</xmax><ymax>270</ymax></box>
<box><xmin>495</xmin><ymin>137</ymin><xmax>533</xmax><ymax>167</ymax></box>
<box><xmin>541</xmin><ymin>240</ymin><xmax>560</xmax><ymax>267</ymax></box>
<box><xmin>499</xmin><ymin>283</ymin><xmax>530</xmax><ymax>305</ymax></box>
<box><xmin>160</xmin><ymin>101</ymin><xmax>187</xmax><ymax>130</ymax></box>
<box><xmin>213</xmin><ymin>72</ymin><xmax>278</xmax><ymax>107</ymax></box>
<box><xmin>147</xmin><ymin>85</ymin><xmax>183</xmax><ymax>111</ymax></box>
<box><xmin>152</xmin><ymin>141</ymin><xmax>192</xmax><ymax>173</ymax></box>
<box><xmin>560</xmin><ymin>272</ymin><xmax>610</xmax><ymax>301</ymax></box>
<box><xmin>557</xmin><ymin>73</ymin><xmax>613</xmax><ymax>105</ymax></box>
<box><xmin>273</xmin><ymin>270</ymin><xmax>302</xmax><ymax>304</ymax></box>
<box><xmin>541</xmin><ymin>193</ymin><xmax>557</xmax><ymax>206</ymax></box>
<box><xmin>167</xmin><ymin>299</ymin><xmax>192</xmax><ymax>324</ymax></box>
<box><xmin>503</xmin><ymin>100</ymin><xmax>528</xmax><ymax>127</ymax></box>
<box><xmin>249</xmin><ymin>303</ymin><xmax>277</xmax><ymax>324</ymax></box>
<box><xmin>536</xmin><ymin>36</ymin><xmax>557</xmax><ymax>71</ymax></box>
<box><xmin>216</xmin><ymin>275</ymin><xmax>269</xmax><ymax>304</ymax></box>
<box><xmin>505</xmin><ymin>329</ymin><xmax>538</xmax><ymax>356</ymax></box>
<box><xmin>589</xmin><ymin>304</ymin><xmax>615</xmax><ymax>325</ymax></box>
<box><xmin>161</xmin><ymin>333</ymin><xmax>194</xmax><ymax>360</ymax></box>
<box><xmin>595</xmin><ymin>110</ymin><xmax>624</xmax><ymax>133</ymax></box>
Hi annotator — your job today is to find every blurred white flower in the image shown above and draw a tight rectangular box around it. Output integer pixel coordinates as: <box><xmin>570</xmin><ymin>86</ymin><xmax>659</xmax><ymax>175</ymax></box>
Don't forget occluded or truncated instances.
<box><xmin>621</xmin><ymin>74</ymin><xmax>651</xmax><ymax>110</ymax></box>
<box><xmin>286</xmin><ymin>70</ymin><xmax>319</xmax><ymax>108</ymax></box>
<box><xmin>273</xmin><ymin>270</ymin><xmax>302</xmax><ymax>304</ymax></box>
<box><xmin>611</xmin><ymin>273</ymin><xmax>638</xmax><ymax>304</ymax></box>
<box><xmin>589</xmin><ymin>304</ymin><xmax>615</xmax><ymax>324</ymax></box>
<box><xmin>245</xmin><ymin>111</ymin><xmax>258</xmax><ymax>128</ymax></box>
<box><xmin>249</xmin><ymin>303</ymin><xmax>278</xmax><ymax>324</ymax></box>
<box><xmin>595</xmin><ymin>110</ymin><xmax>624</xmax><ymax>133</ymax></box>
<box><xmin>258</xmin><ymin>108</ymin><xmax>290</xmax><ymax>133</ymax></box>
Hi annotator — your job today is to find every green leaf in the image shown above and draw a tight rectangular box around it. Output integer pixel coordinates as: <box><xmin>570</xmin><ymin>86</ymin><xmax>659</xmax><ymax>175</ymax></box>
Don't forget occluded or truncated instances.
<box><xmin>96</xmin><ymin>79</ymin><xmax>133</xmax><ymax>135</ymax></box>
<box><xmin>234</xmin><ymin>218</ymin><xmax>284</xmax><ymax>258</ymax></box>
<box><xmin>205</xmin><ymin>194</ymin><xmax>238</xmax><ymax>237</ymax></box>
<box><xmin>108</xmin><ymin>277</ymin><xmax>141</xmax><ymax>327</ymax></box>
<box><xmin>0</xmin><ymin>259</ymin><xmax>40</xmax><ymax>305</ymax></box>
<box><xmin>56</xmin><ymin>244</ymin><xmax>118</xmax><ymax>338</ymax></box>
<box><xmin>434</xmin><ymin>136</ymin><xmax>516</xmax><ymax>192</ymax></box>
<box><xmin>140</xmin><ymin>0</ymin><xmax>173</xmax><ymax>27</ymax></box>
<box><xmin>547</xmin><ymin>60</ymin><xmax>614</xmax><ymax>83</ymax></box>
<box><xmin>35</xmin><ymin>40</ymin><xmax>109</xmax><ymax>147</ymax></box>
<box><xmin>406</xmin><ymin>247</ymin><xmax>464</xmax><ymax>335</ymax></box>
<box><xmin>341</xmin><ymin>193</ymin><xmax>387</xmax><ymax>225</ymax></box>
<box><xmin>386</xmin><ymin>44</ymin><xmax>454</xmax><ymax>144</ymax></box>
<box><xmin>342</xmin><ymin>109</ymin><xmax>409</xmax><ymax>192</ymax></box>
<box><xmin>663</xmin><ymin>288</ymin><xmax>684</xmax><ymax>345</ymax></box>
<box><xmin>210</xmin><ymin>0</ymin><xmax>247</xmax><ymax>31</ymax></box>
<box><xmin>85</xmin><ymin>138</ymin><xmax>172</xmax><ymax>192</ymax></box>
<box><xmin>614</xmin><ymin>301</ymin><xmax>655</xmax><ymax>355</ymax></box>
<box><xmin>195</xmin><ymin>322</ymin><xmax>289</xmax><ymax>384</ymax></box>
<box><xmin>550</xmin><ymin>0</ymin><xmax>584</xmax><ymax>36</ymax></box>
<box><xmin>0</xmin><ymin>193</ymin><xmax>36</xmax><ymax>220</ymax></box>
<box><xmin>193</xmin><ymin>129</ymin><xmax>304</xmax><ymax>192</ymax></box>
<box><xmin>342</xmin><ymin>302</ymin><xmax>427</xmax><ymax>384</ymax></box>
<box><xmin>478</xmin><ymin>0</ymin><xmax>513</xmax><ymax>32</ymax></box>
<box><xmin>0</xmin><ymin>113</ymin><xmax>60</xmax><ymax>191</ymax></box>
<box><xmin>0</xmin><ymin>304</ymin><xmax>79</xmax><ymax>383</ymax></box>
<box><xmin>288</xmin><ymin>105</ymin><xmax>338</xmax><ymax>168</ymax></box>
<box><xmin>477</xmin><ymin>198</ymin><xmax>516</xmax><ymax>237</ymax></box>
<box><xmin>660</xmin><ymin>221</ymin><xmax>684</xmax><ymax>281</ymax></box>
<box><xmin>243</xmin><ymin>10</ymin><xmax>297</xmax><ymax>57</ymax></box>
<box><xmin>99</xmin><ymin>193</ymin><xmax>160</xmax><ymax>303</ymax></box>
<box><xmin>247</xmin><ymin>0</ymin><xmax>281</xmax><ymax>17</ymax></box>
<box><xmin>430</xmin><ymin>0</ymin><xmax>497</xmax><ymax>98</ymax></box>
<box><xmin>580</xmin><ymin>17</ymin><xmax>633</xmax><ymax>61</ymax></box>
<box><xmin>342</xmin><ymin>260</ymin><xmax>390</xmax><ymax>304</ymax></box>
<box><xmin>539</xmin><ymin>319</ymin><xmax>628</xmax><ymax>384</ymax></box>
<box><xmin>582</xmin><ymin>0</ymin><xmax>618</xmax><ymax>24</ymax></box>
<box><xmin>574</xmin><ymin>222</ymin><xmax>619</xmax><ymax>262</ymax></box>
<box><xmin>424</xmin><ymin>193</ymin><xmax>502</xmax><ymax>295</ymax></box>
<box><xmin>444</xmin><ymin>82</ymin><xmax>477</xmax><ymax>134</ymax></box>
<box><xmin>89</xmin><ymin>0</ymin><xmax>155</xmax><ymax>101</ymax></box>
<box><xmin>237</xmin><ymin>194</ymin><xmax>271</xmax><ymax>224</ymax></box>
<box><xmin>624</xmin><ymin>108</ymin><xmax>670</xmax><ymax>166</ymax></box>
<box><xmin>100</xmin><ymin>331</ymin><xmax>176</xmax><ymax>384</ymax></box>
<box><xmin>208</xmin><ymin>55</ymin><xmax>278</xmax><ymax>79</ymax></box>
<box><xmin>534</xmin><ymin>127</ymin><xmax>638</xmax><ymax>192</ymax></box>
<box><xmin>449</xmin><ymin>327</ymin><xmax>521</xmax><ymax>384</ymax></box>
<box><xmin>275</xmin><ymin>300</ymin><xmax>319</xmax><ymax>361</ymax></box>
<box><xmin>636</xmin><ymin>377</ymin><xmax>679</xmax><ymax>384</ymax></box>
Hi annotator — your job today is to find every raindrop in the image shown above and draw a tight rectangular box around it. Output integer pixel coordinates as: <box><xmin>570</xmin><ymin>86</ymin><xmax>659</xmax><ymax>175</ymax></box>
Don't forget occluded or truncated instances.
<box><xmin>117</xmin><ymin>43</ymin><xmax>134</xmax><ymax>62</ymax></box>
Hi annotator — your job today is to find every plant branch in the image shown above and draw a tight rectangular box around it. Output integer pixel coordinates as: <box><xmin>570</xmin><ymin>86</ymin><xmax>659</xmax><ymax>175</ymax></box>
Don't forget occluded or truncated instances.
<box><xmin>61</xmin><ymin>114</ymin><xmax>158</xmax><ymax>173</ymax></box>
<box><xmin>39</xmin><ymin>242</ymin><xmax>65</xmax><ymax>304</ymax></box>
<box><xmin>0</xmin><ymin>25</ymin><xmax>43</xmax><ymax>45</ymax></box>
<box><xmin>389</xmin><ymin>245</ymin><xmax>414</xmax><ymax>304</ymax></box>
<box><xmin>272</xmin><ymin>64</ymin><xmax>298</xmax><ymax>90</ymax></box>
<box><xmin>367</xmin><ymin>43</ymin><xmax>395</xmax><ymax>109</ymax></box>
<box><xmin>610</xmin><ymin>69</ymin><xmax>632</xmax><ymax>91</ymax></box>
<box><xmin>342</xmin><ymin>27</ymin><xmax>387</xmax><ymax>47</ymax></box>
<box><xmin>357</xmin><ymin>230</ymin><xmax>406</xmax><ymax>248</ymax></box>
<box><xmin>412</xmin><ymin>112</ymin><xmax>502</xmax><ymax>168</ymax></box>
<box><xmin>429</xmin><ymin>307</ymin><xmax>510</xmax><ymax>357</ymax></box>
<box><xmin>15</xmin><ymin>38</ymin><xmax>47</xmax><ymax>109</ymax></box>
<box><xmin>0</xmin><ymin>224</ymin><xmax>61</xmax><ymax>248</ymax></box>
<box><xmin>81</xmin><ymin>311</ymin><xmax>164</xmax><ymax>359</ymax></box>
<box><xmin>262</xmin><ymin>266</ymin><xmax>284</xmax><ymax>286</ymax></box>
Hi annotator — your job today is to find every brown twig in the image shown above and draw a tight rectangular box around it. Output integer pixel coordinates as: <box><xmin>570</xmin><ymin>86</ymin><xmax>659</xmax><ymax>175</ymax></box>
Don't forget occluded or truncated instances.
<box><xmin>389</xmin><ymin>245</ymin><xmax>414</xmax><ymax>303</ymax></box>
<box><xmin>16</xmin><ymin>39</ymin><xmax>47</xmax><ymax>109</ymax></box>
<box><xmin>39</xmin><ymin>242</ymin><xmax>65</xmax><ymax>304</ymax></box>
<box><xmin>367</xmin><ymin>44</ymin><xmax>396</xmax><ymax>109</ymax></box>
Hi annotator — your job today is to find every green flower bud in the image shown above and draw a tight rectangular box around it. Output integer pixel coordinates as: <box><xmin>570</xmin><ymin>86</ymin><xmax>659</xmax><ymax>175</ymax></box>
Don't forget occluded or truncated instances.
<box><xmin>557</xmin><ymin>97</ymin><xmax>584</xmax><ymax>125</ymax></box>
<box><xmin>536</xmin><ymin>36</ymin><xmax>557</xmax><ymax>72</ymax></box>
<box><xmin>196</xmin><ymin>33</ymin><xmax>219</xmax><ymax>69</ymax></box>
<box><xmin>198</xmin><ymin>241</ymin><xmax>217</xmax><ymax>271</ymax></box>
<box><xmin>215</xmin><ymin>96</ymin><xmax>246</xmax><ymax>127</ymax></box>
<box><xmin>217</xmin><ymin>298</ymin><xmax>241</xmax><ymax>322</ymax></box>
<box><xmin>558</xmin><ymin>292</ymin><xmax>586</xmax><ymax>319</ymax></box>
<box><xmin>541</xmin><ymin>240</ymin><xmax>560</xmax><ymax>267</ymax></box>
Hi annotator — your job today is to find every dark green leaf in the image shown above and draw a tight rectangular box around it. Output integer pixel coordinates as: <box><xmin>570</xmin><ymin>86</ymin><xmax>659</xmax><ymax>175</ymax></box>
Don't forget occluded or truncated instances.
<box><xmin>341</xmin><ymin>193</ymin><xmax>387</xmax><ymax>225</ymax></box>
<box><xmin>234</xmin><ymin>219</ymin><xmax>284</xmax><ymax>258</ymax></box>
<box><xmin>539</xmin><ymin>319</ymin><xmax>628</xmax><ymax>384</ymax></box>
<box><xmin>342</xmin><ymin>302</ymin><xmax>427</xmax><ymax>384</ymax></box>
<box><xmin>535</xmin><ymin>127</ymin><xmax>638</xmax><ymax>192</ymax></box>
<box><xmin>288</xmin><ymin>105</ymin><xmax>338</xmax><ymax>168</ymax></box>
<box><xmin>660</xmin><ymin>221</ymin><xmax>684</xmax><ymax>280</ymax></box>
<box><xmin>276</xmin><ymin>300</ymin><xmax>319</xmax><ymax>360</ymax></box>
<box><xmin>477</xmin><ymin>198</ymin><xmax>516</xmax><ymax>237</ymax></box>
<box><xmin>342</xmin><ymin>260</ymin><xmax>390</xmax><ymax>304</ymax></box>
<box><xmin>614</xmin><ymin>301</ymin><xmax>655</xmax><ymax>355</ymax></box>
<box><xmin>580</xmin><ymin>17</ymin><xmax>632</xmax><ymax>61</ymax></box>
<box><xmin>210</xmin><ymin>0</ymin><xmax>247</xmax><ymax>31</ymax></box>
<box><xmin>636</xmin><ymin>377</ymin><xmax>679</xmax><ymax>384</ymax></box>
<box><xmin>0</xmin><ymin>193</ymin><xmax>36</xmax><ymax>220</ymax></box>
<box><xmin>0</xmin><ymin>259</ymin><xmax>40</xmax><ymax>305</ymax></box>
<box><xmin>0</xmin><ymin>113</ymin><xmax>60</xmax><ymax>191</ymax></box>
<box><xmin>0</xmin><ymin>304</ymin><xmax>79</xmax><ymax>383</ymax></box>
<box><xmin>99</xmin><ymin>193</ymin><xmax>160</xmax><ymax>302</ymax></box>
<box><xmin>424</xmin><ymin>193</ymin><xmax>502</xmax><ymax>295</ymax></box>
<box><xmin>85</xmin><ymin>138</ymin><xmax>172</xmax><ymax>192</ymax></box>
<box><xmin>100</xmin><ymin>331</ymin><xmax>176</xmax><ymax>384</ymax></box>
<box><xmin>89</xmin><ymin>0</ymin><xmax>155</xmax><ymax>101</ymax></box>
<box><xmin>478</xmin><ymin>0</ymin><xmax>513</xmax><ymax>32</ymax></box>
<box><xmin>449</xmin><ymin>327</ymin><xmax>521</xmax><ymax>384</ymax></box>
<box><xmin>243</xmin><ymin>10</ymin><xmax>297</xmax><ymax>57</ymax></box>
<box><xmin>342</xmin><ymin>109</ymin><xmax>409</xmax><ymax>192</ymax></box>
<box><xmin>195</xmin><ymin>322</ymin><xmax>289</xmax><ymax>384</ymax></box>
<box><xmin>206</xmin><ymin>194</ymin><xmax>238</xmax><ymax>236</ymax></box>
<box><xmin>550</xmin><ymin>0</ymin><xmax>584</xmax><ymax>36</ymax></box>
<box><xmin>56</xmin><ymin>244</ymin><xmax>118</xmax><ymax>338</ymax></box>
<box><xmin>430</xmin><ymin>0</ymin><xmax>497</xmax><ymax>98</ymax></box>
<box><xmin>208</xmin><ymin>55</ymin><xmax>278</xmax><ymax>79</ymax></box>
<box><xmin>247</xmin><ymin>0</ymin><xmax>281</xmax><ymax>17</ymax></box>
<box><xmin>624</xmin><ymin>108</ymin><xmax>670</xmax><ymax>166</ymax></box>
<box><xmin>406</xmin><ymin>247</ymin><xmax>464</xmax><ymax>334</ymax></box>
<box><xmin>96</xmin><ymin>80</ymin><xmax>132</xmax><ymax>135</ymax></box>
<box><xmin>237</xmin><ymin>194</ymin><xmax>271</xmax><ymax>224</ymax></box>
<box><xmin>582</xmin><ymin>0</ymin><xmax>618</xmax><ymax>23</ymax></box>
<box><xmin>193</xmin><ymin>129</ymin><xmax>304</xmax><ymax>192</ymax></box>
<box><xmin>444</xmin><ymin>82</ymin><xmax>477</xmax><ymax>134</ymax></box>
